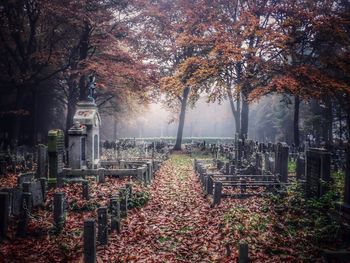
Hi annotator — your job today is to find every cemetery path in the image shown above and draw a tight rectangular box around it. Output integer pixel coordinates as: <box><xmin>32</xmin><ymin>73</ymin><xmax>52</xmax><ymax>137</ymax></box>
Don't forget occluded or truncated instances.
<box><xmin>103</xmin><ymin>153</ymin><xmax>230</xmax><ymax>262</ymax></box>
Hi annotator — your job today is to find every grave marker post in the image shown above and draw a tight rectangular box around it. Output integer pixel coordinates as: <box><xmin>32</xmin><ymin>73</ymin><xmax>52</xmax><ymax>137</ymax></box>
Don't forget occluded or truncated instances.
<box><xmin>53</xmin><ymin>192</ymin><xmax>66</xmax><ymax>231</ymax></box>
<box><xmin>17</xmin><ymin>192</ymin><xmax>32</xmax><ymax>237</ymax></box>
<box><xmin>213</xmin><ymin>182</ymin><xmax>222</xmax><ymax>205</ymax></box>
<box><xmin>97</xmin><ymin>207</ymin><xmax>108</xmax><ymax>246</ymax></box>
<box><xmin>84</xmin><ymin>219</ymin><xmax>96</xmax><ymax>263</ymax></box>
<box><xmin>306</xmin><ymin>149</ymin><xmax>331</xmax><ymax>198</ymax></box>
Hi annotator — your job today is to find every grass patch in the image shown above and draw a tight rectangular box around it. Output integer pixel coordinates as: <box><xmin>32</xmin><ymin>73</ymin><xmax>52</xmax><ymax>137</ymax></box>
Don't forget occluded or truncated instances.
<box><xmin>288</xmin><ymin>161</ymin><xmax>296</xmax><ymax>173</ymax></box>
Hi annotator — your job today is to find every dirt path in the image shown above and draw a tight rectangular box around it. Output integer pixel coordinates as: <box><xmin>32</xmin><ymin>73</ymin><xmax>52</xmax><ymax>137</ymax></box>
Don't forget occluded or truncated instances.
<box><xmin>103</xmin><ymin>153</ymin><xmax>229</xmax><ymax>262</ymax></box>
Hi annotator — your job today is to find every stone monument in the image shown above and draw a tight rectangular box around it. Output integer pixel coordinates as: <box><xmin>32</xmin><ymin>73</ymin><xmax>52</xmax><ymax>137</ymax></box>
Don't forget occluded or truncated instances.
<box><xmin>68</xmin><ymin>76</ymin><xmax>101</xmax><ymax>169</ymax></box>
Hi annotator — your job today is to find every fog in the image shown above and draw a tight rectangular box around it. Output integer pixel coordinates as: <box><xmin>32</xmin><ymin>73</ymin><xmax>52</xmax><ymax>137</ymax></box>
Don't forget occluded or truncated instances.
<box><xmin>100</xmin><ymin>97</ymin><xmax>237</xmax><ymax>140</ymax></box>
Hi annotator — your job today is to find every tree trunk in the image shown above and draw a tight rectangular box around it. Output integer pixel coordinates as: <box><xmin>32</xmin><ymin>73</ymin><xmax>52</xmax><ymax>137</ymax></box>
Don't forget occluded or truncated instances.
<box><xmin>78</xmin><ymin>22</ymin><xmax>90</xmax><ymax>100</ymax></box>
<box><xmin>31</xmin><ymin>86</ymin><xmax>39</xmax><ymax>146</ymax></box>
<box><xmin>323</xmin><ymin>98</ymin><xmax>333</xmax><ymax>145</ymax></box>
<box><xmin>293</xmin><ymin>95</ymin><xmax>300</xmax><ymax>147</ymax></box>
<box><xmin>240</xmin><ymin>92</ymin><xmax>249</xmax><ymax>139</ymax></box>
<box><xmin>174</xmin><ymin>87</ymin><xmax>190</xmax><ymax>150</ymax></box>
<box><xmin>65</xmin><ymin>82</ymin><xmax>78</xmax><ymax>146</ymax></box>
<box><xmin>11</xmin><ymin>86</ymin><xmax>25</xmax><ymax>148</ymax></box>
<box><xmin>227</xmin><ymin>87</ymin><xmax>241</xmax><ymax>136</ymax></box>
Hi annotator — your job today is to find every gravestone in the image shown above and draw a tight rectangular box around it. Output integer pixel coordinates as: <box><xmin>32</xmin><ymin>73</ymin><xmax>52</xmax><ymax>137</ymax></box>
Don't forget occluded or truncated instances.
<box><xmin>36</xmin><ymin>144</ymin><xmax>48</xmax><ymax>178</ymax></box>
<box><xmin>296</xmin><ymin>157</ymin><xmax>305</xmax><ymax>180</ymax></box>
<box><xmin>68</xmin><ymin>122</ymin><xmax>87</xmax><ymax>169</ymax></box>
<box><xmin>31</xmin><ymin>181</ymin><xmax>44</xmax><ymax>207</ymax></box>
<box><xmin>97</xmin><ymin>207</ymin><xmax>108</xmax><ymax>245</ymax></box>
<box><xmin>275</xmin><ymin>142</ymin><xmax>289</xmax><ymax>183</ymax></box>
<box><xmin>71</xmin><ymin>101</ymin><xmax>101</xmax><ymax>169</ymax></box>
<box><xmin>17</xmin><ymin>192</ymin><xmax>32</xmax><ymax>237</ymax></box>
<box><xmin>17</xmin><ymin>172</ymin><xmax>34</xmax><ymax>187</ymax></box>
<box><xmin>255</xmin><ymin>153</ymin><xmax>262</xmax><ymax>170</ymax></box>
<box><xmin>119</xmin><ymin>188</ymin><xmax>128</xmax><ymax>218</ymax></box>
<box><xmin>48</xmin><ymin>130</ymin><xmax>65</xmax><ymax>180</ymax></box>
<box><xmin>0</xmin><ymin>160</ymin><xmax>6</xmax><ymax>177</ymax></box>
<box><xmin>306</xmin><ymin>149</ymin><xmax>331</xmax><ymax>198</ymax></box>
<box><xmin>11</xmin><ymin>188</ymin><xmax>23</xmax><ymax>216</ymax></box>
<box><xmin>110</xmin><ymin>198</ymin><xmax>121</xmax><ymax>233</ymax></box>
<box><xmin>53</xmin><ymin>192</ymin><xmax>66</xmax><ymax>231</ymax></box>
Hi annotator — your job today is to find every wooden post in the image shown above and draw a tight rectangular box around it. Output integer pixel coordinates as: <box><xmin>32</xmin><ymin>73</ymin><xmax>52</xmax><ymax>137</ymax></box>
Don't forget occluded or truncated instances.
<box><xmin>84</xmin><ymin>219</ymin><xmax>96</xmax><ymax>263</ymax></box>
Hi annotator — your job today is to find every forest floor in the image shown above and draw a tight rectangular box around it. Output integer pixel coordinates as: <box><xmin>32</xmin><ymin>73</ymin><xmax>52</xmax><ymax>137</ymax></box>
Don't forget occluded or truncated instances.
<box><xmin>1</xmin><ymin>152</ymin><xmax>348</xmax><ymax>262</ymax></box>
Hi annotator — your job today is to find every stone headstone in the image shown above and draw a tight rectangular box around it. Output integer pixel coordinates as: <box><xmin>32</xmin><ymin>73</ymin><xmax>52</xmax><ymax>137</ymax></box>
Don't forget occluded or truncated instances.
<box><xmin>53</xmin><ymin>192</ymin><xmax>66</xmax><ymax>231</ymax></box>
<box><xmin>31</xmin><ymin>181</ymin><xmax>44</xmax><ymax>207</ymax></box>
<box><xmin>119</xmin><ymin>188</ymin><xmax>128</xmax><ymax>218</ymax></box>
<box><xmin>48</xmin><ymin>129</ymin><xmax>65</xmax><ymax>179</ymax></box>
<box><xmin>306</xmin><ymin>149</ymin><xmax>331</xmax><ymax>198</ymax></box>
<box><xmin>275</xmin><ymin>142</ymin><xmax>289</xmax><ymax>183</ymax></box>
<box><xmin>0</xmin><ymin>160</ymin><xmax>6</xmax><ymax>177</ymax></box>
<box><xmin>36</xmin><ymin>144</ymin><xmax>48</xmax><ymax>178</ymax></box>
<box><xmin>17</xmin><ymin>172</ymin><xmax>34</xmax><ymax>187</ymax></box>
<box><xmin>296</xmin><ymin>157</ymin><xmax>305</xmax><ymax>180</ymax></box>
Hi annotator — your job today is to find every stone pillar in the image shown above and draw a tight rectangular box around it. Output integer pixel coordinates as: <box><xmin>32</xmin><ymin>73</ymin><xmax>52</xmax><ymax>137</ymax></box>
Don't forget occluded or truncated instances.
<box><xmin>84</xmin><ymin>219</ymin><xmax>96</xmax><ymax>263</ymax></box>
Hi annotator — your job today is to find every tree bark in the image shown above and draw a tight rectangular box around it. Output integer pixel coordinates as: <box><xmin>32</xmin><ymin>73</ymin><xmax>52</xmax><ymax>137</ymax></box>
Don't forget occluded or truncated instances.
<box><xmin>11</xmin><ymin>86</ymin><xmax>25</xmax><ymax>148</ymax></box>
<box><xmin>228</xmin><ymin>90</ymin><xmax>240</xmax><ymax>136</ymax></box>
<box><xmin>174</xmin><ymin>87</ymin><xmax>190</xmax><ymax>150</ymax></box>
<box><xmin>31</xmin><ymin>86</ymin><xmax>39</xmax><ymax>146</ymax></box>
<box><xmin>65</xmin><ymin>82</ymin><xmax>78</xmax><ymax>146</ymax></box>
<box><xmin>294</xmin><ymin>95</ymin><xmax>300</xmax><ymax>147</ymax></box>
<box><xmin>323</xmin><ymin>98</ymin><xmax>333</xmax><ymax>145</ymax></box>
<box><xmin>78</xmin><ymin>22</ymin><xmax>91</xmax><ymax>101</ymax></box>
<box><xmin>240</xmin><ymin>92</ymin><xmax>249</xmax><ymax>139</ymax></box>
